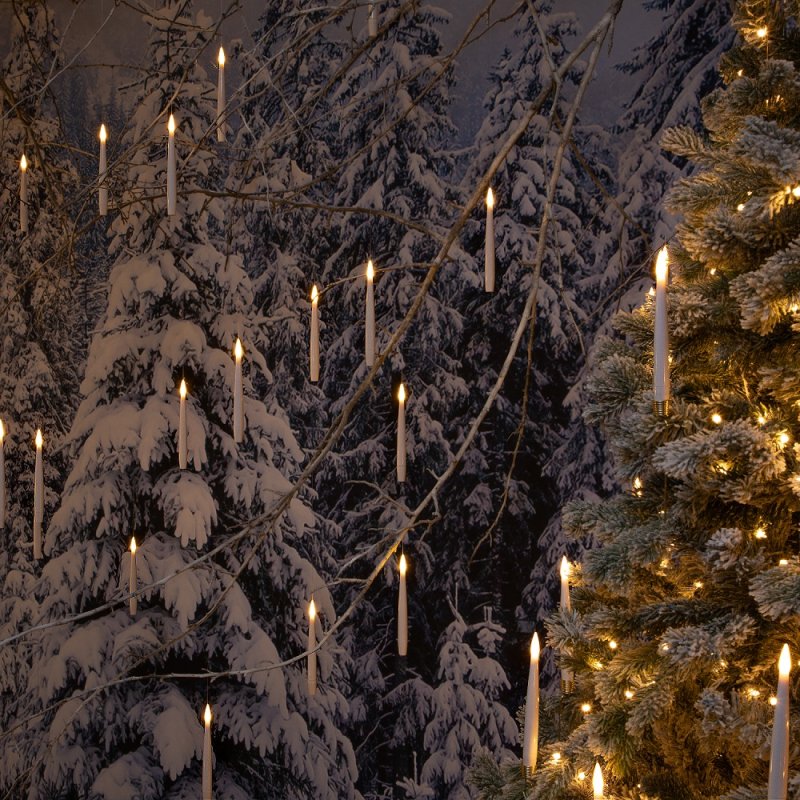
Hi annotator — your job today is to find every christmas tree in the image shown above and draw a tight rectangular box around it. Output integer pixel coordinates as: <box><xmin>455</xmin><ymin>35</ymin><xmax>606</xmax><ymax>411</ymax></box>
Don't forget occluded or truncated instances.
<box><xmin>1</xmin><ymin>4</ymin><xmax>358</xmax><ymax>797</ymax></box>
<box><xmin>478</xmin><ymin>2</ymin><xmax>800</xmax><ymax>798</ymax></box>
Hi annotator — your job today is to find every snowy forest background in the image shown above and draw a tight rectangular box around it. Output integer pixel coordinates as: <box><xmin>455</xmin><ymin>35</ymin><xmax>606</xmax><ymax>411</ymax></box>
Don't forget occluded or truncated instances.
<box><xmin>0</xmin><ymin>0</ymin><xmax>736</xmax><ymax>798</ymax></box>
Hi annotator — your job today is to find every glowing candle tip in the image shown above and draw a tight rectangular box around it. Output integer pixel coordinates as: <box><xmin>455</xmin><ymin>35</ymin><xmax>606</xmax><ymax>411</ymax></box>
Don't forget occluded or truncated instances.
<box><xmin>560</xmin><ymin>555</ymin><xmax>571</xmax><ymax>580</ymax></box>
<box><xmin>35</xmin><ymin>429</ymin><xmax>42</xmax><ymax>448</ymax></box>
<box><xmin>311</xmin><ymin>284</ymin><xmax>318</xmax><ymax>303</ymax></box>
<box><xmin>487</xmin><ymin>187</ymin><xmax>494</xmax><ymax>208</ymax></box>
<box><xmin>399</xmin><ymin>553</ymin><xmax>407</xmax><ymax>576</ymax></box>
<box><xmin>531</xmin><ymin>632</ymin><xmax>540</xmax><ymax>661</ymax></box>
<box><xmin>779</xmin><ymin>643</ymin><xmax>791</xmax><ymax>678</ymax></box>
<box><xmin>366</xmin><ymin>259</ymin><xmax>375</xmax><ymax>281</ymax></box>
<box><xmin>204</xmin><ymin>704</ymin><xmax>212</xmax><ymax>725</ymax></box>
<box><xmin>398</xmin><ymin>383</ymin><xmax>406</xmax><ymax>403</ymax></box>
<box><xmin>309</xmin><ymin>598</ymin><xmax>316</xmax><ymax>620</ymax></box>
<box><xmin>168</xmin><ymin>114</ymin><xmax>176</xmax><ymax>134</ymax></box>
<box><xmin>592</xmin><ymin>762</ymin><xmax>604</xmax><ymax>798</ymax></box>
<box><xmin>99</xmin><ymin>124</ymin><xmax>107</xmax><ymax>142</ymax></box>
<box><xmin>655</xmin><ymin>246</ymin><xmax>669</xmax><ymax>283</ymax></box>
<box><xmin>20</xmin><ymin>154</ymin><xmax>27</xmax><ymax>171</ymax></box>
<box><xmin>234</xmin><ymin>338</ymin><xmax>243</xmax><ymax>360</ymax></box>
<box><xmin>179</xmin><ymin>379</ymin><xmax>187</xmax><ymax>399</ymax></box>
<box><xmin>218</xmin><ymin>46</ymin><xmax>225</xmax><ymax>66</ymax></box>
<box><xmin>130</xmin><ymin>536</ymin><xmax>137</xmax><ymax>554</ymax></box>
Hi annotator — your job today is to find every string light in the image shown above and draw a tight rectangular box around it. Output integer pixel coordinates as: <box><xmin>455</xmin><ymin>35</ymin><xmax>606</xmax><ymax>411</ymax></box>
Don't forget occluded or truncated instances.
<box><xmin>779</xmin><ymin>559</ymin><xmax>789</xmax><ymax>566</ymax></box>
<box><xmin>737</xmin><ymin>203</ymin><xmax>745</xmax><ymax>212</ymax></box>
<box><xmin>608</xmin><ymin>640</ymin><xmax>618</xmax><ymax>650</ymax></box>
<box><xmin>624</xmin><ymin>689</ymin><xmax>634</xmax><ymax>700</ymax></box>
<box><xmin>755</xmin><ymin>527</ymin><xmax>767</xmax><ymax>540</ymax></box>
<box><xmin>770</xmin><ymin>696</ymin><xmax>778</xmax><ymax>706</ymax></box>
<box><xmin>693</xmin><ymin>580</ymin><xmax>704</xmax><ymax>589</ymax></box>
<box><xmin>709</xmin><ymin>267</ymin><xmax>717</xmax><ymax>275</ymax></box>
<box><xmin>552</xmin><ymin>752</ymin><xmax>562</xmax><ymax>764</ymax></box>
<box><xmin>581</xmin><ymin>703</ymin><xmax>592</xmax><ymax>713</ymax></box>
<box><xmin>577</xmin><ymin>771</ymin><xmax>587</xmax><ymax>781</ymax></box>
<box><xmin>777</xmin><ymin>431</ymin><xmax>790</xmax><ymax>447</ymax></box>
<box><xmin>756</xmin><ymin>26</ymin><xmax>768</xmax><ymax>38</ymax></box>
<box><xmin>757</xmin><ymin>414</ymin><xmax>767</xmax><ymax>425</ymax></box>
<box><xmin>748</xmin><ymin>688</ymin><xmax>761</xmax><ymax>698</ymax></box>
<box><xmin>711</xmin><ymin>412</ymin><xmax>723</xmax><ymax>425</ymax></box>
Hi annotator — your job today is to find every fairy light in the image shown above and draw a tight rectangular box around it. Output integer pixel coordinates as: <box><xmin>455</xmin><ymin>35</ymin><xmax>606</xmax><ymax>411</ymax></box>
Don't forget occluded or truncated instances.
<box><xmin>694</xmin><ymin>581</ymin><xmax>704</xmax><ymax>589</ymax></box>
<box><xmin>711</xmin><ymin>412</ymin><xmax>723</xmax><ymax>425</ymax></box>
<box><xmin>661</xmin><ymin>643</ymin><xmax>670</xmax><ymax>652</ymax></box>
<box><xmin>793</xmin><ymin>186</ymin><xmax>800</xmax><ymax>198</ymax></box>
<box><xmin>709</xmin><ymin>267</ymin><xmax>717</xmax><ymax>275</ymax></box>
<box><xmin>609</xmin><ymin>640</ymin><xmax>618</xmax><ymax>650</ymax></box>
<box><xmin>577</xmin><ymin>771</ymin><xmax>587</xmax><ymax>781</ymax></box>
<box><xmin>624</xmin><ymin>689</ymin><xmax>634</xmax><ymax>700</ymax></box>
<box><xmin>755</xmin><ymin>527</ymin><xmax>767</xmax><ymax>540</ymax></box>
<box><xmin>581</xmin><ymin>703</ymin><xmax>592</xmax><ymax>713</ymax></box>
<box><xmin>779</xmin><ymin>559</ymin><xmax>789</xmax><ymax>566</ymax></box>
<box><xmin>748</xmin><ymin>688</ymin><xmax>761</xmax><ymax>698</ymax></box>
<box><xmin>778</xmin><ymin>431</ymin><xmax>790</xmax><ymax>447</ymax></box>
<box><xmin>552</xmin><ymin>752</ymin><xmax>562</xmax><ymax>764</ymax></box>
<box><xmin>757</xmin><ymin>414</ymin><xmax>767</xmax><ymax>425</ymax></box>
<box><xmin>770</xmin><ymin>695</ymin><xmax>778</xmax><ymax>706</ymax></box>
<box><xmin>737</xmin><ymin>203</ymin><xmax>745</xmax><ymax>212</ymax></box>
<box><xmin>756</xmin><ymin>26</ymin><xmax>768</xmax><ymax>38</ymax></box>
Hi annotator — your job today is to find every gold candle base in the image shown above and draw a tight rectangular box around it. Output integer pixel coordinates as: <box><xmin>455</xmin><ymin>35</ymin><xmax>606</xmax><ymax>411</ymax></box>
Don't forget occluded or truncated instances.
<box><xmin>521</xmin><ymin>765</ymin><xmax>536</xmax><ymax>783</ymax></box>
<box><xmin>653</xmin><ymin>399</ymin><xmax>670</xmax><ymax>416</ymax></box>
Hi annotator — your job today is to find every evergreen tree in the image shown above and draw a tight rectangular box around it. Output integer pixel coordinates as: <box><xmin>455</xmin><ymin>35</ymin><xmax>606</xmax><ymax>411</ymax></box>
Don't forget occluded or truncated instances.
<box><xmin>2</xmin><ymin>4</ymin><xmax>358</xmax><ymax>797</ymax></box>
<box><xmin>479</xmin><ymin>3</ymin><xmax>800</xmax><ymax>798</ymax></box>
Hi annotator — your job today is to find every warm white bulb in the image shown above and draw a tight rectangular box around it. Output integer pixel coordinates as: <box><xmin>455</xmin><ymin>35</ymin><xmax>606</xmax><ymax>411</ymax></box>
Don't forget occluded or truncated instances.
<box><xmin>486</xmin><ymin>187</ymin><xmax>494</xmax><ymax>209</ymax></box>
<box><xmin>609</xmin><ymin>640</ymin><xmax>618</xmax><ymax>650</ymax></box>
<box><xmin>779</xmin><ymin>643</ymin><xmax>791</xmax><ymax>678</ymax></box>
<box><xmin>218</xmin><ymin>46</ymin><xmax>225</xmax><ymax>66</ymax></box>
<box><xmin>756</xmin><ymin>26</ymin><xmax>768</xmax><ymax>38</ymax></box>
<box><xmin>99</xmin><ymin>123</ymin><xmax>107</xmax><ymax>143</ymax></box>
<box><xmin>655</xmin><ymin>246</ymin><xmax>668</xmax><ymax>283</ymax></box>
<box><xmin>399</xmin><ymin>553</ymin><xmax>407</xmax><ymax>576</ymax></box>
<box><xmin>530</xmin><ymin>632</ymin><xmax>540</xmax><ymax>661</ymax></box>
<box><xmin>366</xmin><ymin>259</ymin><xmax>374</xmax><ymax>282</ymax></box>
<box><xmin>711</xmin><ymin>412</ymin><xmax>723</xmax><ymax>424</ymax></box>
<box><xmin>130</xmin><ymin>536</ymin><xmax>137</xmax><ymax>554</ymax></box>
<box><xmin>581</xmin><ymin>703</ymin><xmax>592</xmax><ymax>713</ymax></box>
<box><xmin>234</xmin><ymin>338</ymin><xmax>243</xmax><ymax>360</ymax></box>
<box><xmin>309</xmin><ymin>598</ymin><xmax>316</xmax><ymax>621</ymax></box>
<box><xmin>624</xmin><ymin>689</ymin><xmax>634</xmax><ymax>699</ymax></box>
<box><xmin>35</xmin><ymin>429</ymin><xmax>43</xmax><ymax>449</ymax></box>
<box><xmin>168</xmin><ymin>114</ymin><xmax>176</xmax><ymax>134</ymax></box>
<box><xmin>398</xmin><ymin>383</ymin><xmax>406</xmax><ymax>403</ymax></box>
<box><xmin>20</xmin><ymin>154</ymin><xmax>27</xmax><ymax>171</ymax></box>
<box><xmin>204</xmin><ymin>703</ymin><xmax>212</xmax><ymax>726</ymax></box>
<box><xmin>179</xmin><ymin>379</ymin><xmax>187</xmax><ymax>399</ymax></box>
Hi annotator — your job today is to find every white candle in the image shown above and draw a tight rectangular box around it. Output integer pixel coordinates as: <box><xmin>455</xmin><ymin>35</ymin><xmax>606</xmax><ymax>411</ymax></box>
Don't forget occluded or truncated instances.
<box><xmin>308</xmin><ymin>598</ymin><xmax>317</xmax><ymax>696</ymax></box>
<box><xmin>216</xmin><ymin>47</ymin><xmax>226</xmax><ymax>143</ymax></box>
<box><xmin>129</xmin><ymin>537</ymin><xmax>137</xmax><ymax>616</ymax></box>
<box><xmin>365</xmin><ymin>259</ymin><xmax>375</xmax><ymax>366</ymax></box>
<box><xmin>233</xmin><ymin>339</ymin><xmax>243</xmax><ymax>443</ymax></box>
<box><xmin>768</xmin><ymin>644</ymin><xmax>791</xmax><ymax>800</ymax></box>
<box><xmin>0</xmin><ymin>420</ymin><xmax>5</xmax><ymax>530</ymax></box>
<box><xmin>178</xmin><ymin>379</ymin><xmax>187</xmax><ymax>469</ymax></box>
<box><xmin>167</xmin><ymin>114</ymin><xmax>176</xmax><ymax>216</ymax></box>
<box><xmin>560</xmin><ymin>556</ymin><xmax>573</xmax><ymax>692</ymax></box>
<box><xmin>522</xmin><ymin>633</ymin><xmax>540</xmax><ymax>771</ymax></box>
<box><xmin>653</xmin><ymin>246</ymin><xmax>670</xmax><ymax>414</ymax></box>
<box><xmin>485</xmin><ymin>187</ymin><xmax>495</xmax><ymax>292</ymax></box>
<box><xmin>368</xmin><ymin>1</ymin><xmax>378</xmax><ymax>36</ymax></box>
<box><xmin>33</xmin><ymin>429</ymin><xmax>43</xmax><ymax>560</ymax></box>
<box><xmin>98</xmin><ymin>124</ymin><xmax>108</xmax><ymax>215</ymax></box>
<box><xmin>19</xmin><ymin>154</ymin><xmax>28</xmax><ymax>234</ymax></box>
<box><xmin>310</xmin><ymin>285</ymin><xmax>320</xmax><ymax>383</ymax></box>
<box><xmin>397</xmin><ymin>383</ymin><xmax>406</xmax><ymax>483</ymax></box>
<box><xmin>202</xmin><ymin>704</ymin><xmax>213</xmax><ymax>800</ymax></box>
<box><xmin>398</xmin><ymin>553</ymin><xmax>408</xmax><ymax>656</ymax></box>
<box><xmin>593</xmin><ymin>762</ymin><xmax>604</xmax><ymax>799</ymax></box>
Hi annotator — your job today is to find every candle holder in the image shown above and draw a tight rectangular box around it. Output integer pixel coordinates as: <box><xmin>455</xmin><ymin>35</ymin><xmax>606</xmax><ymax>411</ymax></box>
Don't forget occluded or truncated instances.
<box><xmin>521</xmin><ymin>765</ymin><xmax>536</xmax><ymax>783</ymax></box>
<box><xmin>653</xmin><ymin>399</ymin><xmax>670</xmax><ymax>416</ymax></box>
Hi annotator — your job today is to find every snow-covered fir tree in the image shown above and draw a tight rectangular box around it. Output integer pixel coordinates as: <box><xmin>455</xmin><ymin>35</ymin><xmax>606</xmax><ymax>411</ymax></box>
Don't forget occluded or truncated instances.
<box><xmin>0</xmin><ymin>4</ymin><xmax>358</xmax><ymax>797</ymax></box>
<box><xmin>478</xmin><ymin>2</ymin><xmax>800</xmax><ymax>797</ymax></box>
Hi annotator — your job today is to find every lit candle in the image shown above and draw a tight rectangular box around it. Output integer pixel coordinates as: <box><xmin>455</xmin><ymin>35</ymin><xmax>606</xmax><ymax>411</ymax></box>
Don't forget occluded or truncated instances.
<box><xmin>216</xmin><ymin>47</ymin><xmax>226</xmax><ymax>143</ymax></box>
<box><xmin>368</xmin><ymin>1</ymin><xmax>378</xmax><ymax>37</ymax></box>
<box><xmin>0</xmin><ymin>420</ymin><xmax>5</xmax><ymax>530</ymax></box>
<box><xmin>178</xmin><ymin>379</ymin><xmax>187</xmax><ymax>469</ymax></box>
<box><xmin>653</xmin><ymin>246</ymin><xmax>670</xmax><ymax>415</ymax></box>
<box><xmin>365</xmin><ymin>259</ymin><xmax>375</xmax><ymax>366</ymax></box>
<box><xmin>310</xmin><ymin>285</ymin><xmax>320</xmax><ymax>383</ymax></box>
<box><xmin>167</xmin><ymin>114</ymin><xmax>176</xmax><ymax>216</ymax></box>
<box><xmin>560</xmin><ymin>556</ymin><xmax>573</xmax><ymax>692</ymax></box>
<box><xmin>397</xmin><ymin>383</ymin><xmax>406</xmax><ymax>483</ymax></box>
<box><xmin>129</xmin><ymin>537</ymin><xmax>137</xmax><ymax>616</ymax></box>
<box><xmin>768</xmin><ymin>644</ymin><xmax>791</xmax><ymax>800</ymax></box>
<box><xmin>485</xmin><ymin>187</ymin><xmax>495</xmax><ymax>292</ymax></box>
<box><xmin>308</xmin><ymin>598</ymin><xmax>317</xmax><ymax>696</ymax></box>
<box><xmin>233</xmin><ymin>339</ymin><xmax>243</xmax><ymax>443</ymax></box>
<box><xmin>593</xmin><ymin>762</ymin><xmax>604</xmax><ymax>799</ymax></box>
<box><xmin>19</xmin><ymin>154</ymin><xmax>28</xmax><ymax>233</ymax></box>
<box><xmin>202</xmin><ymin>703</ymin><xmax>213</xmax><ymax>800</ymax></box>
<box><xmin>33</xmin><ymin>429</ymin><xmax>43</xmax><ymax>560</ymax></box>
<box><xmin>398</xmin><ymin>553</ymin><xmax>408</xmax><ymax>656</ymax></box>
<box><xmin>98</xmin><ymin>124</ymin><xmax>108</xmax><ymax>215</ymax></box>
<box><xmin>522</xmin><ymin>633</ymin><xmax>540</xmax><ymax>774</ymax></box>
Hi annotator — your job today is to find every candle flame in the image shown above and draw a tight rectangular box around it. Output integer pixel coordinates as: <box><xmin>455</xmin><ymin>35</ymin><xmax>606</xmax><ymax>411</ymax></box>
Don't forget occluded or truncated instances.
<box><xmin>655</xmin><ymin>246</ymin><xmax>669</xmax><ymax>283</ymax></box>
<box><xmin>779</xmin><ymin>643</ymin><xmax>791</xmax><ymax>678</ymax></box>
<box><xmin>204</xmin><ymin>703</ymin><xmax>212</xmax><ymax>726</ymax></box>
<box><xmin>486</xmin><ymin>187</ymin><xmax>494</xmax><ymax>209</ymax></box>
<box><xmin>592</xmin><ymin>762</ymin><xmax>603</xmax><ymax>798</ymax></box>
<box><xmin>130</xmin><ymin>536</ymin><xmax>137</xmax><ymax>554</ymax></box>
<box><xmin>398</xmin><ymin>383</ymin><xmax>405</xmax><ymax>403</ymax></box>
<box><xmin>179</xmin><ymin>379</ymin><xmax>187</xmax><ymax>399</ymax></box>
<box><xmin>309</xmin><ymin>598</ymin><xmax>316</xmax><ymax>621</ymax></box>
<box><xmin>218</xmin><ymin>46</ymin><xmax>226</xmax><ymax>66</ymax></box>
<box><xmin>399</xmin><ymin>553</ymin><xmax>407</xmax><ymax>576</ymax></box>
<box><xmin>20</xmin><ymin>154</ymin><xmax>27</xmax><ymax>171</ymax></box>
<box><xmin>530</xmin><ymin>632</ymin><xmax>540</xmax><ymax>661</ymax></box>
<box><xmin>168</xmin><ymin>114</ymin><xmax>176</xmax><ymax>135</ymax></box>
<box><xmin>311</xmin><ymin>285</ymin><xmax>318</xmax><ymax>304</ymax></box>
<box><xmin>35</xmin><ymin>429</ymin><xmax>42</xmax><ymax>449</ymax></box>
<box><xmin>560</xmin><ymin>555</ymin><xmax>571</xmax><ymax>580</ymax></box>
<box><xmin>99</xmin><ymin>124</ymin><xmax>107</xmax><ymax>143</ymax></box>
<box><xmin>366</xmin><ymin>259</ymin><xmax>374</xmax><ymax>282</ymax></box>
<box><xmin>0</xmin><ymin>419</ymin><xmax>4</xmax><ymax>441</ymax></box>
<box><xmin>234</xmin><ymin>338</ymin><xmax>243</xmax><ymax>360</ymax></box>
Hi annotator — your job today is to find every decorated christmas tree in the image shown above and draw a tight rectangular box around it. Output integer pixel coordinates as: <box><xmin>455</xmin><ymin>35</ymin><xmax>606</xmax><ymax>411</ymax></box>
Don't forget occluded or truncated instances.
<box><xmin>477</xmin><ymin>1</ymin><xmax>800</xmax><ymax>798</ymax></box>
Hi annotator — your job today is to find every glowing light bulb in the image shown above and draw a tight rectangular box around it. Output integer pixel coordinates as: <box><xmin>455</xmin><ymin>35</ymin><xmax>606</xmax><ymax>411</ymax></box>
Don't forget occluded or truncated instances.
<box><xmin>578</xmin><ymin>771</ymin><xmax>587</xmax><ymax>781</ymax></box>
<box><xmin>757</xmin><ymin>414</ymin><xmax>767</xmax><ymax>425</ymax></box>
<box><xmin>581</xmin><ymin>703</ymin><xmax>592</xmax><ymax>713</ymax></box>
<box><xmin>779</xmin><ymin>559</ymin><xmax>789</xmax><ymax>566</ymax></box>
<box><xmin>755</xmin><ymin>527</ymin><xmax>767</xmax><ymax>540</ymax></box>
<box><xmin>748</xmin><ymin>688</ymin><xmax>761</xmax><ymax>698</ymax></box>
<box><xmin>737</xmin><ymin>203</ymin><xmax>745</xmax><ymax>212</ymax></box>
<box><xmin>609</xmin><ymin>640</ymin><xmax>618</xmax><ymax>650</ymax></box>
<box><xmin>551</xmin><ymin>752</ymin><xmax>561</xmax><ymax>764</ymax></box>
<box><xmin>778</xmin><ymin>431</ymin><xmax>790</xmax><ymax>447</ymax></box>
<box><xmin>711</xmin><ymin>412</ymin><xmax>723</xmax><ymax>424</ymax></box>
<box><xmin>756</xmin><ymin>26</ymin><xmax>768</xmax><ymax>38</ymax></box>
<box><xmin>624</xmin><ymin>689</ymin><xmax>634</xmax><ymax>699</ymax></box>
<box><xmin>770</xmin><ymin>695</ymin><xmax>778</xmax><ymax>706</ymax></box>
